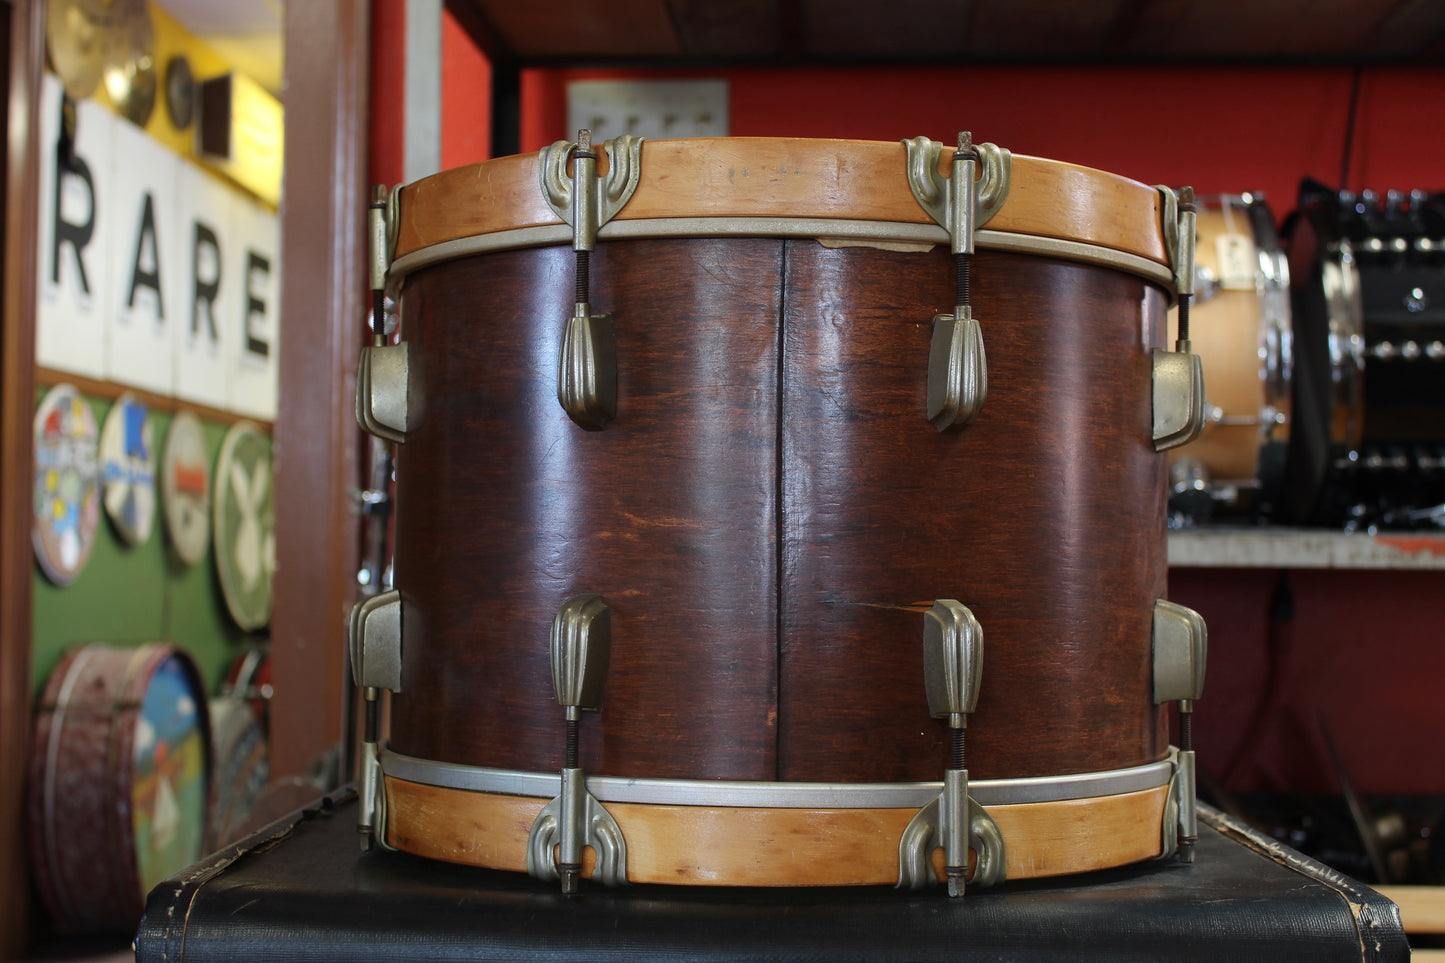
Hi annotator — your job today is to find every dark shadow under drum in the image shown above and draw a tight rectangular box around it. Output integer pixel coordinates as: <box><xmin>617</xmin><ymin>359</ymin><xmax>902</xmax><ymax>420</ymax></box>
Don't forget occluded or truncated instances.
<box><xmin>389</xmin><ymin>235</ymin><xmax>1168</xmax><ymax>784</ymax></box>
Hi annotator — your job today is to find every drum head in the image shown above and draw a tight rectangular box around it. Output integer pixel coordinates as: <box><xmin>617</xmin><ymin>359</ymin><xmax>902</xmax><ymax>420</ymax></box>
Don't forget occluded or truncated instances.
<box><xmin>132</xmin><ymin>652</ymin><xmax>209</xmax><ymax>894</ymax></box>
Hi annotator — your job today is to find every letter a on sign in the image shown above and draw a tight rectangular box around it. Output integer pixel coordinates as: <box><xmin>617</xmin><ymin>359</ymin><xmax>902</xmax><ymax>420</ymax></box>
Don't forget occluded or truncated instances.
<box><xmin>109</xmin><ymin>116</ymin><xmax>179</xmax><ymax>394</ymax></box>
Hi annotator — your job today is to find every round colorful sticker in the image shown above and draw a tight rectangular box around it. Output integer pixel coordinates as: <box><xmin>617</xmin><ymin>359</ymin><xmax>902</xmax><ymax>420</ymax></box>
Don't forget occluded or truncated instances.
<box><xmin>160</xmin><ymin>412</ymin><xmax>211</xmax><ymax>567</ymax></box>
<box><xmin>99</xmin><ymin>393</ymin><xmax>157</xmax><ymax>546</ymax></box>
<box><xmin>33</xmin><ymin>384</ymin><xmax>101</xmax><ymax>585</ymax></box>
<box><xmin>213</xmin><ymin>422</ymin><xmax>275</xmax><ymax>631</ymax></box>
<box><xmin>131</xmin><ymin>653</ymin><xmax>208</xmax><ymax>895</ymax></box>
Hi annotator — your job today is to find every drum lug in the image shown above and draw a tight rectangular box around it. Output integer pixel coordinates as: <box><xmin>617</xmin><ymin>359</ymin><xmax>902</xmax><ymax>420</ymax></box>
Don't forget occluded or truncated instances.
<box><xmin>898</xmin><ymin>782</ymin><xmax>1006</xmax><ymax>892</ymax></box>
<box><xmin>1152</xmin><ymin>348</ymin><xmax>1205</xmax><ymax>451</ymax></box>
<box><xmin>922</xmin><ymin>599</ymin><xmax>983</xmax><ymax>721</ymax></box>
<box><xmin>1152</xmin><ymin>600</ymin><xmax>1206</xmax><ymax>706</ymax></box>
<box><xmin>550</xmin><ymin>593</ymin><xmax>611</xmax><ymax>711</ymax></box>
<box><xmin>905</xmin><ymin>135</ymin><xmax>1009</xmax><ymax>432</ymax></box>
<box><xmin>927</xmin><ymin>308</ymin><xmax>987</xmax><ymax>432</ymax></box>
<box><xmin>902</xmin><ymin>135</ymin><xmax>1011</xmax><ymax>235</ymax></box>
<box><xmin>349</xmin><ymin>589</ymin><xmax>404</xmax><ymax>693</ymax></box>
<box><xmin>541</xmin><ymin>132</ymin><xmax>642</xmax><ymax>430</ymax></box>
<box><xmin>1153</xmin><ymin>183</ymin><xmax>1206</xmax><ymax>451</ymax></box>
<box><xmin>539</xmin><ymin>133</ymin><xmax>645</xmax><ymax>245</ymax></box>
<box><xmin>356</xmin><ymin>342</ymin><xmax>419</xmax><ymax>444</ymax></box>
<box><xmin>557</xmin><ymin>304</ymin><xmax>618</xmax><ymax>430</ymax></box>
<box><xmin>904</xmin><ymin>599</ymin><xmax>1000</xmax><ymax>894</ymax></box>
<box><xmin>1153</xmin><ymin>599</ymin><xmax>1207</xmax><ymax>861</ymax></box>
<box><xmin>348</xmin><ymin>590</ymin><xmax>404</xmax><ymax>851</ymax></box>
<box><xmin>534</xmin><ymin>594</ymin><xmax>619</xmax><ymax>892</ymax></box>
<box><xmin>527</xmin><ymin>768</ymin><xmax>629</xmax><ymax>888</ymax></box>
<box><xmin>358</xmin><ymin>739</ymin><xmax>395</xmax><ymax>853</ymax></box>
<box><xmin>1155</xmin><ymin>756</ymin><xmax>1181</xmax><ymax>859</ymax></box>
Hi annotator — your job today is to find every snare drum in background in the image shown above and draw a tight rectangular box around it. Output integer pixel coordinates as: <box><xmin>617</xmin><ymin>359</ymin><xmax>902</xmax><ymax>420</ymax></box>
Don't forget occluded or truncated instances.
<box><xmin>1283</xmin><ymin>180</ymin><xmax>1445</xmax><ymax>528</ymax></box>
<box><xmin>349</xmin><ymin>137</ymin><xmax>1207</xmax><ymax>891</ymax></box>
<box><xmin>1166</xmin><ymin>194</ymin><xmax>1292</xmax><ymax>521</ymax></box>
<box><xmin>28</xmin><ymin>643</ymin><xmax>210</xmax><ymax>932</ymax></box>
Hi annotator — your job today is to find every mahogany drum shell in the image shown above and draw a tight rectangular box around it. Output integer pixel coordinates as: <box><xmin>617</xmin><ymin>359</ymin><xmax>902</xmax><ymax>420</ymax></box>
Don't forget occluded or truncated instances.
<box><xmin>388</xmin><ymin>236</ymin><xmax>1169</xmax><ymax>784</ymax></box>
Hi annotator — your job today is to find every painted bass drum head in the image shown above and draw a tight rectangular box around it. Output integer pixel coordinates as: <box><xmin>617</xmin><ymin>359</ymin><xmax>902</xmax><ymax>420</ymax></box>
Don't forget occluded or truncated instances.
<box><xmin>213</xmin><ymin>421</ymin><xmax>275</xmax><ymax>630</ymax></box>
<box><xmin>132</xmin><ymin>653</ymin><xmax>209</xmax><ymax>894</ymax></box>
<box><xmin>27</xmin><ymin>642</ymin><xmax>211</xmax><ymax>933</ymax></box>
<box><xmin>98</xmin><ymin>392</ymin><xmax>158</xmax><ymax>546</ymax></box>
<box><xmin>33</xmin><ymin>383</ymin><xmax>101</xmax><ymax>585</ymax></box>
<box><xmin>160</xmin><ymin>411</ymin><xmax>211</xmax><ymax>566</ymax></box>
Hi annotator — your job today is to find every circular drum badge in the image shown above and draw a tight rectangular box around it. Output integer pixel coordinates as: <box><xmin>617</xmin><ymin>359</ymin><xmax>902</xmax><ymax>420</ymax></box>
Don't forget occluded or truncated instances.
<box><xmin>160</xmin><ymin>412</ymin><xmax>211</xmax><ymax>567</ymax></box>
<box><xmin>33</xmin><ymin>384</ymin><xmax>101</xmax><ymax>585</ymax></box>
<box><xmin>213</xmin><ymin>422</ymin><xmax>275</xmax><ymax>630</ymax></box>
<box><xmin>99</xmin><ymin>393</ymin><xmax>157</xmax><ymax>546</ymax></box>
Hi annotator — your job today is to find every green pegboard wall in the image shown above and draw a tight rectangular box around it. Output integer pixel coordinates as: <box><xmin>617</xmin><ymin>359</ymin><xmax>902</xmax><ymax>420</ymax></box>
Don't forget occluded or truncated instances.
<box><xmin>31</xmin><ymin>390</ymin><xmax>268</xmax><ymax>698</ymax></box>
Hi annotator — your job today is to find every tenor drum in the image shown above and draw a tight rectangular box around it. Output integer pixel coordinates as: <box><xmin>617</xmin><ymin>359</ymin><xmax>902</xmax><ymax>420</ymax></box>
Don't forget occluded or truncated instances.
<box><xmin>357</xmin><ymin>137</ymin><xmax>1204</xmax><ymax>889</ymax></box>
<box><xmin>1283</xmin><ymin>180</ymin><xmax>1445</xmax><ymax>527</ymax></box>
<box><xmin>1166</xmin><ymin>194</ymin><xmax>1291</xmax><ymax>520</ymax></box>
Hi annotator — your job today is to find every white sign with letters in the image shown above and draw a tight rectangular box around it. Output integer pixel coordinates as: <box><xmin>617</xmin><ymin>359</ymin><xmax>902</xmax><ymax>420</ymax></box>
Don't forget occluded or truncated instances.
<box><xmin>173</xmin><ymin>162</ymin><xmax>235</xmax><ymax>411</ymax></box>
<box><xmin>36</xmin><ymin>72</ymin><xmax>281</xmax><ymax>422</ymax></box>
<box><xmin>37</xmin><ymin>74</ymin><xmax>113</xmax><ymax>380</ymax></box>
<box><xmin>108</xmin><ymin>116</ymin><xmax>180</xmax><ymax>394</ymax></box>
<box><xmin>227</xmin><ymin>196</ymin><xmax>279</xmax><ymax>420</ymax></box>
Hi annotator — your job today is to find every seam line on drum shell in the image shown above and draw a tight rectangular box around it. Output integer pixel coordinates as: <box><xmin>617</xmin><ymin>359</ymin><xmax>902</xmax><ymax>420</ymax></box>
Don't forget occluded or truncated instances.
<box><xmin>774</xmin><ymin>236</ymin><xmax>789</xmax><ymax>782</ymax></box>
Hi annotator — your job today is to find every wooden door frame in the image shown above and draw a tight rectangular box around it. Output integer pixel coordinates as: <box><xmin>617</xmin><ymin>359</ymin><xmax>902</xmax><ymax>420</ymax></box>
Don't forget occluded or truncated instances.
<box><xmin>270</xmin><ymin>0</ymin><xmax>370</xmax><ymax>780</ymax></box>
<box><xmin>0</xmin><ymin>0</ymin><xmax>42</xmax><ymax>953</ymax></box>
<box><xmin>0</xmin><ymin>0</ymin><xmax>369</xmax><ymax>949</ymax></box>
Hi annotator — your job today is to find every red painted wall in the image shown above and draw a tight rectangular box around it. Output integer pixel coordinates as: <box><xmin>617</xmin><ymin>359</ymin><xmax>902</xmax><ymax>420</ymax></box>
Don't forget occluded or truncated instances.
<box><xmin>521</xmin><ymin>65</ymin><xmax>1445</xmax><ymax>210</ymax></box>
<box><xmin>1170</xmin><ymin>568</ymin><xmax>1445</xmax><ymax>797</ymax></box>
<box><xmin>369</xmin><ymin>1</ymin><xmax>493</xmax><ymax>187</ymax></box>
<box><xmin>441</xmin><ymin>7</ymin><xmax>491</xmax><ymax>170</ymax></box>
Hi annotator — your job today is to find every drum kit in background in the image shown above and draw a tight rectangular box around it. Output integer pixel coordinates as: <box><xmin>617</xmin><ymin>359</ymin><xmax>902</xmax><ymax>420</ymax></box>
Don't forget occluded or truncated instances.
<box><xmin>1169</xmin><ymin>184</ymin><xmax>1445</xmax><ymax>530</ymax></box>
<box><xmin>348</xmin><ymin>134</ymin><xmax>1210</xmax><ymax>897</ymax></box>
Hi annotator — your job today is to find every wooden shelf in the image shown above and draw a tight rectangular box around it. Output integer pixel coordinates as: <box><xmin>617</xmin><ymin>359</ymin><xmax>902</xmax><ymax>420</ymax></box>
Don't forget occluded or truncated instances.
<box><xmin>1168</xmin><ymin>529</ymin><xmax>1445</xmax><ymax>570</ymax></box>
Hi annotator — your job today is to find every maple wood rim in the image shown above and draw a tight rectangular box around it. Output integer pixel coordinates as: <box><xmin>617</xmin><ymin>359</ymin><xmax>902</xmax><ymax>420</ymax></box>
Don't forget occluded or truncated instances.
<box><xmin>381</xmin><ymin>775</ymin><xmax>1175</xmax><ymax>886</ymax></box>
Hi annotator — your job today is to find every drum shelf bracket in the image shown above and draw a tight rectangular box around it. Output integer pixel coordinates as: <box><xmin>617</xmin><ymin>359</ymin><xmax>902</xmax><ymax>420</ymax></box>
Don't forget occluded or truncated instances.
<box><xmin>904</xmin><ymin>134</ymin><xmax>1011</xmax><ymax>432</ymax></box>
<box><xmin>899</xmin><ymin>600</ymin><xmax>1005</xmax><ymax>894</ymax></box>
<box><xmin>540</xmin><ymin>132</ymin><xmax>645</xmax><ymax>430</ymax></box>
<box><xmin>349</xmin><ymin>590</ymin><xmax>404</xmax><ymax>852</ymax></box>
<box><xmin>1153</xmin><ymin>599</ymin><xmax>1207</xmax><ymax>862</ymax></box>
<box><xmin>528</xmin><ymin>594</ymin><xmax>629</xmax><ymax>891</ymax></box>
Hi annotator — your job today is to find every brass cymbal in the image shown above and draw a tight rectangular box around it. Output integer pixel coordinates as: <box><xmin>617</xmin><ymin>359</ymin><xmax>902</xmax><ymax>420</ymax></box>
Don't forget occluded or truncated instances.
<box><xmin>46</xmin><ymin>0</ymin><xmax>156</xmax><ymax>126</ymax></box>
<box><xmin>104</xmin><ymin>0</ymin><xmax>156</xmax><ymax>127</ymax></box>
